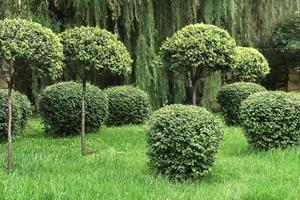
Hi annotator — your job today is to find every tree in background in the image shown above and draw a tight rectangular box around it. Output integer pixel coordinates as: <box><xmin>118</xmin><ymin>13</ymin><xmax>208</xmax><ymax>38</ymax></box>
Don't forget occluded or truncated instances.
<box><xmin>160</xmin><ymin>23</ymin><xmax>236</xmax><ymax>105</ymax></box>
<box><xmin>0</xmin><ymin>18</ymin><xmax>63</xmax><ymax>173</ymax></box>
<box><xmin>227</xmin><ymin>47</ymin><xmax>270</xmax><ymax>83</ymax></box>
<box><xmin>60</xmin><ymin>27</ymin><xmax>132</xmax><ymax>155</ymax></box>
<box><xmin>273</xmin><ymin>12</ymin><xmax>300</xmax><ymax>65</ymax></box>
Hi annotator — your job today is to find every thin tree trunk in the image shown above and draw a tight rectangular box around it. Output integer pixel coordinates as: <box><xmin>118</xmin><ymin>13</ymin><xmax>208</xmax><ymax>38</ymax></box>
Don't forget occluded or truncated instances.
<box><xmin>7</xmin><ymin>84</ymin><xmax>13</xmax><ymax>174</ymax></box>
<box><xmin>192</xmin><ymin>80</ymin><xmax>198</xmax><ymax>106</ymax></box>
<box><xmin>81</xmin><ymin>80</ymin><xmax>87</xmax><ymax>155</ymax></box>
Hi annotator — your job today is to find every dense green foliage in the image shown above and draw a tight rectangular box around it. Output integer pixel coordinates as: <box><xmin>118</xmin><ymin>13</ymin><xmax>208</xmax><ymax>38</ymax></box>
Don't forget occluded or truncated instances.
<box><xmin>39</xmin><ymin>82</ymin><xmax>108</xmax><ymax>135</ymax></box>
<box><xmin>0</xmin><ymin>18</ymin><xmax>63</xmax><ymax>79</ymax></box>
<box><xmin>105</xmin><ymin>86</ymin><xmax>151</xmax><ymax>126</ymax></box>
<box><xmin>240</xmin><ymin>91</ymin><xmax>300</xmax><ymax>150</ymax></box>
<box><xmin>147</xmin><ymin>104</ymin><xmax>222</xmax><ymax>181</ymax></box>
<box><xmin>218</xmin><ymin>82</ymin><xmax>266</xmax><ymax>125</ymax></box>
<box><xmin>60</xmin><ymin>26</ymin><xmax>132</xmax><ymax>78</ymax></box>
<box><xmin>160</xmin><ymin>24</ymin><xmax>236</xmax><ymax>104</ymax></box>
<box><xmin>230</xmin><ymin>47</ymin><xmax>270</xmax><ymax>83</ymax></box>
<box><xmin>0</xmin><ymin>90</ymin><xmax>31</xmax><ymax>138</ymax></box>
<box><xmin>273</xmin><ymin>12</ymin><xmax>300</xmax><ymax>63</ymax></box>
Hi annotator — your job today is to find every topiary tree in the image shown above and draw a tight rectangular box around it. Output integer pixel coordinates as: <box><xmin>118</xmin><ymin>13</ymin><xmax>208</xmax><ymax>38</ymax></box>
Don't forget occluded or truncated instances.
<box><xmin>273</xmin><ymin>12</ymin><xmax>300</xmax><ymax>64</ymax></box>
<box><xmin>105</xmin><ymin>85</ymin><xmax>151</xmax><ymax>126</ymax></box>
<box><xmin>0</xmin><ymin>19</ymin><xmax>63</xmax><ymax>173</ymax></box>
<box><xmin>160</xmin><ymin>23</ymin><xmax>236</xmax><ymax>105</ymax></box>
<box><xmin>60</xmin><ymin>26</ymin><xmax>132</xmax><ymax>155</ymax></box>
<box><xmin>240</xmin><ymin>91</ymin><xmax>300</xmax><ymax>150</ymax></box>
<box><xmin>228</xmin><ymin>47</ymin><xmax>270</xmax><ymax>83</ymax></box>
<box><xmin>39</xmin><ymin>81</ymin><xmax>108</xmax><ymax>135</ymax></box>
<box><xmin>147</xmin><ymin>104</ymin><xmax>223</xmax><ymax>181</ymax></box>
<box><xmin>217</xmin><ymin>82</ymin><xmax>267</xmax><ymax>125</ymax></box>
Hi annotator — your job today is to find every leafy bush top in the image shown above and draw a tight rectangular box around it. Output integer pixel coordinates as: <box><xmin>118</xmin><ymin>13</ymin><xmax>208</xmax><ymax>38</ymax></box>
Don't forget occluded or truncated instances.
<box><xmin>105</xmin><ymin>85</ymin><xmax>151</xmax><ymax>126</ymax></box>
<box><xmin>160</xmin><ymin>23</ymin><xmax>236</xmax><ymax>76</ymax></box>
<box><xmin>147</xmin><ymin>104</ymin><xmax>222</xmax><ymax>181</ymax></box>
<box><xmin>0</xmin><ymin>19</ymin><xmax>63</xmax><ymax>79</ymax></box>
<box><xmin>240</xmin><ymin>91</ymin><xmax>300</xmax><ymax>150</ymax></box>
<box><xmin>39</xmin><ymin>81</ymin><xmax>108</xmax><ymax>135</ymax></box>
<box><xmin>60</xmin><ymin>26</ymin><xmax>132</xmax><ymax>75</ymax></box>
<box><xmin>217</xmin><ymin>82</ymin><xmax>266</xmax><ymax>124</ymax></box>
<box><xmin>273</xmin><ymin>12</ymin><xmax>300</xmax><ymax>62</ymax></box>
<box><xmin>231</xmin><ymin>47</ymin><xmax>270</xmax><ymax>83</ymax></box>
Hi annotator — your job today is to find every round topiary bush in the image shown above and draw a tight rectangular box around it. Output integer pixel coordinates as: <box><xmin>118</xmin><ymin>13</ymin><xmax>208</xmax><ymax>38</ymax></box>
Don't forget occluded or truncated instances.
<box><xmin>39</xmin><ymin>81</ymin><xmax>108</xmax><ymax>135</ymax></box>
<box><xmin>230</xmin><ymin>47</ymin><xmax>270</xmax><ymax>83</ymax></box>
<box><xmin>105</xmin><ymin>85</ymin><xmax>151</xmax><ymax>126</ymax></box>
<box><xmin>147</xmin><ymin>104</ymin><xmax>223</xmax><ymax>181</ymax></box>
<box><xmin>240</xmin><ymin>91</ymin><xmax>300</xmax><ymax>150</ymax></box>
<box><xmin>217</xmin><ymin>82</ymin><xmax>266</xmax><ymax>125</ymax></box>
<box><xmin>0</xmin><ymin>90</ymin><xmax>31</xmax><ymax>138</ymax></box>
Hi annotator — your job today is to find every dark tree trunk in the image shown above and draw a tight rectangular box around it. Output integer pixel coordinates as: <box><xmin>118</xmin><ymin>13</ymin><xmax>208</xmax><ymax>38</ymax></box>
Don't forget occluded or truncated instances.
<box><xmin>7</xmin><ymin>84</ymin><xmax>13</xmax><ymax>174</ymax></box>
<box><xmin>81</xmin><ymin>80</ymin><xmax>87</xmax><ymax>155</ymax></box>
<box><xmin>192</xmin><ymin>79</ymin><xmax>199</xmax><ymax>106</ymax></box>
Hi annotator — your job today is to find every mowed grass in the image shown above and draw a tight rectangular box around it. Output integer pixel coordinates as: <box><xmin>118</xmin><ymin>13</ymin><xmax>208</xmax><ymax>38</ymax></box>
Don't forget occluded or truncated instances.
<box><xmin>0</xmin><ymin>118</ymin><xmax>299</xmax><ymax>200</ymax></box>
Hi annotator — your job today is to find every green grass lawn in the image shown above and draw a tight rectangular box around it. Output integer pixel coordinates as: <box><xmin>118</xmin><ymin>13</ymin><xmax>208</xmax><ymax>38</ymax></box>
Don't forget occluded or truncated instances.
<box><xmin>0</xmin><ymin>118</ymin><xmax>299</xmax><ymax>200</ymax></box>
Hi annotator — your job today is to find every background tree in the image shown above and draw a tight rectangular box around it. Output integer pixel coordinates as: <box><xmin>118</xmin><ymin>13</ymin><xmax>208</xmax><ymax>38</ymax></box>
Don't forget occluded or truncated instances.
<box><xmin>0</xmin><ymin>18</ymin><xmax>63</xmax><ymax>173</ymax></box>
<box><xmin>227</xmin><ymin>47</ymin><xmax>270</xmax><ymax>83</ymax></box>
<box><xmin>60</xmin><ymin>26</ymin><xmax>132</xmax><ymax>155</ymax></box>
<box><xmin>160</xmin><ymin>23</ymin><xmax>236</xmax><ymax>105</ymax></box>
<box><xmin>273</xmin><ymin>12</ymin><xmax>300</xmax><ymax>65</ymax></box>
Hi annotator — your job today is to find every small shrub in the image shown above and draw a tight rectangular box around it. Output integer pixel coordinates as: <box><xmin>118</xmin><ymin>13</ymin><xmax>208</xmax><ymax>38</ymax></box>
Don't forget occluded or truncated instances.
<box><xmin>105</xmin><ymin>86</ymin><xmax>151</xmax><ymax>126</ymax></box>
<box><xmin>0</xmin><ymin>90</ymin><xmax>31</xmax><ymax>138</ymax></box>
<box><xmin>217</xmin><ymin>82</ymin><xmax>266</xmax><ymax>125</ymax></box>
<box><xmin>39</xmin><ymin>82</ymin><xmax>108</xmax><ymax>135</ymax></box>
<box><xmin>147</xmin><ymin>104</ymin><xmax>223</xmax><ymax>181</ymax></box>
<box><xmin>230</xmin><ymin>47</ymin><xmax>270</xmax><ymax>83</ymax></box>
<box><xmin>240</xmin><ymin>91</ymin><xmax>300</xmax><ymax>150</ymax></box>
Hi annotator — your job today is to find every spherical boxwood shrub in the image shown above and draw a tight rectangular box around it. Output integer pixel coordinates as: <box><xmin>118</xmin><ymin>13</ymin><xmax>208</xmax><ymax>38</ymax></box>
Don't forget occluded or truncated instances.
<box><xmin>0</xmin><ymin>90</ymin><xmax>32</xmax><ymax>138</ymax></box>
<box><xmin>147</xmin><ymin>104</ymin><xmax>223</xmax><ymax>181</ymax></box>
<box><xmin>240</xmin><ymin>91</ymin><xmax>300</xmax><ymax>150</ymax></box>
<box><xmin>105</xmin><ymin>86</ymin><xmax>151</xmax><ymax>126</ymax></box>
<box><xmin>217</xmin><ymin>82</ymin><xmax>266</xmax><ymax>125</ymax></box>
<box><xmin>39</xmin><ymin>82</ymin><xmax>108</xmax><ymax>135</ymax></box>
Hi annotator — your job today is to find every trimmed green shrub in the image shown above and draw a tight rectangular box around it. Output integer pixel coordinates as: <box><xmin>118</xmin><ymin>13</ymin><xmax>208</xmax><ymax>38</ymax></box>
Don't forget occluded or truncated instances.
<box><xmin>147</xmin><ymin>104</ymin><xmax>223</xmax><ymax>181</ymax></box>
<box><xmin>0</xmin><ymin>90</ymin><xmax>31</xmax><ymax>138</ymax></box>
<box><xmin>231</xmin><ymin>47</ymin><xmax>270</xmax><ymax>83</ymax></box>
<box><xmin>217</xmin><ymin>82</ymin><xmax>266</xmax><ymax>125</ymax></box>
<box><xmin>105</xmin><ymin>86</ymin><xmax>151</xmax><ymax>126</ymax></box>
<box><xmin>39</xmin><ymin>82</ymin><xmax>108</xmax><ymax>135</ymax></box>
<box><xmin>160</xmin><ymin>23</ymin><xmax>236</xmax><ymax>105</ymax></box>
<box><xmin>240</xmin><ymin>91</ymin><xmax>300</xmax><ymax>150</ymax></box>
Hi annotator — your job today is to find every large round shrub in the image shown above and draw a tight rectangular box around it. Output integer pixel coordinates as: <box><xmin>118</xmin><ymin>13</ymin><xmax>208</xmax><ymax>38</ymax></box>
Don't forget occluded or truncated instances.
<box><xmin>217</xmin><ymin>82</ymin><xmax>266</xmax><ymax>125</ymax></box>
<box><xmin>0</xmin><ymin>90</ymin><xmax>31</xmax><ymax>138</ymax></box>
<box><xmin>240</xmin><ymin>91</ymin><xmax>300</xmax><ymax>150</ymax></box>
<box><xmin>105</xmin><ymin>86</ymin><xmax>151</xmax><ymax>126</ymax></box>
<box><xmin>231</xmin><ymin>47</ymin><xmax>270</xmax><ymax>83</ymax></box>
<box><xmin>147</xmin><ymin>104</ymin><xmax>223</xmax><ymax>181</ymax></box>
<box><xmin>39</xmin><ymin>82</ymin><xmax>108</xmax><ymax>135</ymax></box>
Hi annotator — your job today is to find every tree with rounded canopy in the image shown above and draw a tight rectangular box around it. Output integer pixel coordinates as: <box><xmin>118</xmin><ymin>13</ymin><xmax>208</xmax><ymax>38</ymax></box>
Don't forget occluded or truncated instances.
<box><xmin>229</xmin><ymin>47</ymin><xmax>270</xmax><ymax>83</ymax></box>
<box><xmin>60</xmin><ymin>26</ymin><xmax>132</xmax><ymax>155</ymax></box>
<box><xmin>0</xmin><ymin>18</ymin><xmax>63</xmax><ymax>173</ymax></box>
<box><xmin>273</xmin><ymin>12</ymin><xmax>300</xmax><ymax>64</ymax></box>
<box><xmin>160</xmin><ymin>23</ymin><xmax>236</xmax><ymax>105</ymax></box>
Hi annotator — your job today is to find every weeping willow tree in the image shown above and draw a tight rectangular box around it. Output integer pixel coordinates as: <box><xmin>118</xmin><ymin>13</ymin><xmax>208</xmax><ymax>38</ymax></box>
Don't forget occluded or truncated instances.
<box><xmin>0</xmin><ymin>0</ymin><xmax>299</xmax><ymax>109</ymax></box>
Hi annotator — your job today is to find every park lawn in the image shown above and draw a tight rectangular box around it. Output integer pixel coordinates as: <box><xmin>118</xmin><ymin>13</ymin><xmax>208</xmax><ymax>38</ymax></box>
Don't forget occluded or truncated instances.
<box><xmin>0</xmin><ymin>118</ymin><xmax>299</xmax><ymax>200</ymax></box>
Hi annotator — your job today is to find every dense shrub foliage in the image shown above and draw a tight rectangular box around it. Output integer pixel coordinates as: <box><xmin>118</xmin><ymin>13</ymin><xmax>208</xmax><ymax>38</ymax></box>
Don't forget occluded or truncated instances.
<box><xmin>0</xmin><ymin>90</ymin><xmax>31</xmax><ymax>138</ymax></box>
<box><xmin>39</xmin><ymin>82</ymin><xmax>108</xmax><ymax>135</ymax></box>
<box><xmin>240</xmin><ymin>91</ymin><xmax>300</xmax><ymax>150</ymax></box>
<box><xmin>230</xmin><ymin>47</ymin><xmax>270</xmax><ymax>83</ymax></box>
<box><xmin>217</xmin><ymin>82</ymin><xmax>266</xmax><ymax>124</ymax></box>
<box><xmin>147</xmin><ymin>104</ymin><xmax>223</xmax><ymax>181</ymax></box>
<box><xmin>160</xmin><ymin>23</ymin><xmax>236</xmax><ymax>105</ymax></box>
<box><xmin>105</xmin><ymin>86</ymin><xmax>151</xmax><ymax>126</ymax></box>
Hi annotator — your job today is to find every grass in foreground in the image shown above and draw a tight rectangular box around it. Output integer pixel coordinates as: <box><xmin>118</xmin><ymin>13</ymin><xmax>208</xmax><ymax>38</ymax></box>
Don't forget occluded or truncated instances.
<box><xmin>0</xmin><ymin>118</ymin><xmax>299</xmax><ymax>200</ymax></box>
